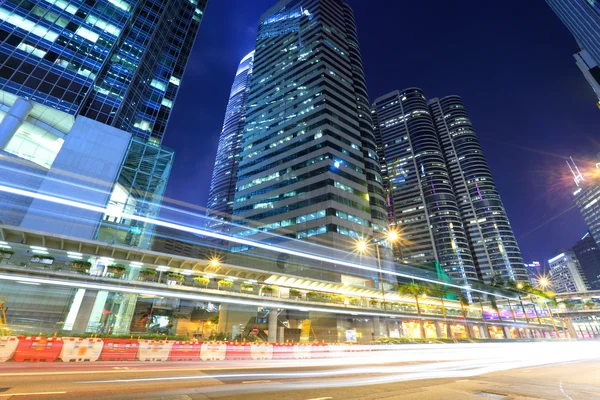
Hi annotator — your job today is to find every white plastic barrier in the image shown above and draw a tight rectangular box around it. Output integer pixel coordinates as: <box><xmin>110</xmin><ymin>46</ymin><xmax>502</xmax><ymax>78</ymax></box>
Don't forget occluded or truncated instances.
<box><xmin>200</xmin><ymin>342</ymin><xmax>226</xmax><ymax>361</ymax></box>
<box><xmin>250</xmin><ymin>343</ymin><xmax>273</xmax><ymax>360</ymax></box>
<box><xmin>0</xmin><ymin>336</ymin><xmax>18</xmax><ymax>362</ymax></box>
<box><xmin>137</xmin><ymin>340</ymin><xmax>173</xmax><ymax>362</ymax></box>
<box><xmin>292</xmin><ymin>344</ymin><xmax>312</xmax><ymax>359</ymax></box>
<box><xmin>60</xmin><ymin>338</ymin><xmax>104</xmax><ymax>362</ymax></box>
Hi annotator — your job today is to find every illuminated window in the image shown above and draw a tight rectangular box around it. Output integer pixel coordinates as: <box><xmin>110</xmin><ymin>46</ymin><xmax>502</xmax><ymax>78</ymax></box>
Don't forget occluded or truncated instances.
<box><xmin>0</xmin><ymin>8</ymin><xmax>59</xmax><ymax>42</ymax></box>
<box><xmin>151</xmin><ymin>79</ymin><xmax>167</xmax><ymax>91</ymax></box>
<box><xmin>75</xmin><ymin>26</ymin><xmax>100</xmax><ymax>43</ymax></box>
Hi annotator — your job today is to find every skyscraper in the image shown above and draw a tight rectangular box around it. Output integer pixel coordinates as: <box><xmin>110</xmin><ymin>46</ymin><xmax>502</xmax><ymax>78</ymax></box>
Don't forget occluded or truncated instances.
<box><xmin>569</xmin><ymin>155</ymin><xmax>600</xmax><ymax>246</ymax></box>
<box><xmin>546</xmin><ymin>0</ymin><xmax>600</xmax><ymax>105</ymax></box>
<box><xmin>232</xmin><ymin>0</ymin><xmax>386</xmax><ymax>248</ymax></box>
<box><xmin>207</xmin><ymin>51</ymin><xmax>254</xmax><ymax>232</ymax></box>
<box><xmin>371</xmin><ymin>88</ymin><xmax>476</xmax><ymax>284</ymax></box>
<box><xmin>548</xmin><ymin>249</ymin><xmax>590</xmax><ymax>293</ymax></box>
<box><xmin>429</xmin><ymin>96</ymin><xmax>528</xmax><ymax>283</ymax></box>
<box><xmin>572</xmin><ymin>232</ymin><xmax>600</xmax><ymax>290</ymax></box>
<box><xmin>0</xmin><ymin>0</ymin><xmax>208</xmax><ymax>247</ymax></box>
<box><xmin>0</xmin><ymin>0</ymin><xmax>208</xmax><ymax>144</ymax></box>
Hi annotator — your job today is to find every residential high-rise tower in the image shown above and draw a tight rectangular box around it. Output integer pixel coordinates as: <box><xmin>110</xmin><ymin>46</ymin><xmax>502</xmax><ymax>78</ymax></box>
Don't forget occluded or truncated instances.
<box><xmin>372</xmin><ymin>89</ymin><xmax>528</xmax><ymax>284</ymax></box>
<box><xmin>572</xmin><ymin>232</ymin><xmax>600</xmax><ymax>290</ymax></box>
<box><xmin>207</xmin><ymin>51</ymin><xmax>254</xmax><ymax>232</ymax></box>
<box><xmin>429</xmin><ymin>96</ymin><xmax>528</xmax><ymax>283</ymax></box>
<box><xmin>548</xmin><ymin>249</ymin><xmax>590</xmax><ymax>293</ymax></box>
<box><xmin>371</xmin><ymin>89</ymin><xmax>476</xmax><ymax>284</ymax></box>
<box><xmin>232</xmin><ymin>0</ymin><xmax>386</xmax><ymax>249</ymax></box>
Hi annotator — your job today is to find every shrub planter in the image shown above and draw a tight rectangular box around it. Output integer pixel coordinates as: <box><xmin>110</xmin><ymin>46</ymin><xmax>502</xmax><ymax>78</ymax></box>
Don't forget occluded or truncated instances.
<box><xmin>107</xmin><ymin>264</ymin><xmax>127</xmax><ymax>277</ymax></box>
<box><xmin>306</xmin><ymin>291</ymin><xmax>320</xmax><ymax>301</ymax></box>
<box><xmin>261</xmin><ymin>286</ymin><xmax>274</xmax><ymax>297</ymax></box>
<box><xmin>349</xmin><ymin>297</ymin><xmax>361</xmax><ymax>306</ymax></box>
<box><xmin>240</xmin><ymin>283</ymin><xmax>255</xmax><ymax>293</ymax></box>
<box><xmin>0</xmin><ymin>249</ymin><xmax>14</xmax><ymax>261</ymax></box>
<box><xmin>194</xmin><ymin>277</ymin><xmax>210</xmax><ymax>288</ymax></box>
<box><xmin>167</xmin><ymin>272</ymin><xmax>185</xmax><ymax>284</ymax></box>
<box><xmin>139</xmin><ymin>269</ymin><xmax>157</xmax><ymax>281</ymax></box>
<box><xmin>218</xmin><ymin>280</ymin><xmax>234</xmax><ymax>290</ymax></box>
<box><xmin>71</xmin><ymin>260</ymin><xmax>91</xmax><ymax>274</ymax></box>
<box><xmin>289</xmin><ymin>289</ymin><xmax>302</xmax><ymax>300</ymax></box>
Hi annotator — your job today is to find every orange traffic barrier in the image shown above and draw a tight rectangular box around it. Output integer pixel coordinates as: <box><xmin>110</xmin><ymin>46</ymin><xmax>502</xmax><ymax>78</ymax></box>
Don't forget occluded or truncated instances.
<box><xmin>169</xmin><ymin>340</ymin><xmax>202</xmax><ymax>361</ymax></box>
<box><xmin>99</xmin><ymin>339</ymin><xmax>139</xmax><ymax>361</ymax></box>
<box><xmin>60</xmin><ymin>337</ymin><xmax>103</xmax><ymax>362</ymax></box>
<box><xmin>272</xmin><ymin>343</ymin><xmax>294</xmax><ymax>359</ymax></box>
<box><xmin>13</xmin><ymin>336</ymin><xmax>63</xmax><ymax>362</ymax></box>
<box><xmin>225</xmin><ymin>342</ymin><xmax>251</xmax><ymax>360</ymax></box>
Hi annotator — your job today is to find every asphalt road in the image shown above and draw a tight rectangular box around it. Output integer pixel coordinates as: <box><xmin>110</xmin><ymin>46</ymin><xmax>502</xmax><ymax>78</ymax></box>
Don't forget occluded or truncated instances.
<box><xmin>0</xmin><ymin>342</ymin><xmax>598</xmax><ymax>399</ymax></box>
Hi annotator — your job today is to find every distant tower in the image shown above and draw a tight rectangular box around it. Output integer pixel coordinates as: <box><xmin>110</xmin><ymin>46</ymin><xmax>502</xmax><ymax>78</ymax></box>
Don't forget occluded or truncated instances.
<box><xmin>548</xmin><ymin>250</ymin><xmax>590</xmax><ymax>293</ymax></box>
<box><xmin>207</xmin><ymin>51</ymin><xmax>254</xmax><ymax>232</ymax></box>
<box><xmin>571</xmin><ymin>155</ymin><xmax>600</xmax><ymax>245</ymax></box>
<box><xmin>429</xmin><ymin>96</ymin><xmax>529</xmax><ymax>283</ymax></box>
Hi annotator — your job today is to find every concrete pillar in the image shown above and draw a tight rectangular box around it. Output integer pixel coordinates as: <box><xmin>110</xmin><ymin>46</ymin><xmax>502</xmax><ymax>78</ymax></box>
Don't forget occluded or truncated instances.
<box><xmin>268</xmin><ymin>309</ymin><xmax>278</xmax><ymax>343</ymax></box>
<box><xmin>479</xmin><ymin>325</ymin><xmax>489</xmax><ymax>339</ymax></box>
<box><xmin>563</xmin><ymin>317</ymin><xmax>578</xmax><ymax>340</ymax></box>
<box><xmin>71</xmin><ymin>290</ymin><xmax>99</xmax><ymax>334</ymax></box>
<box><xmin>0</xmin><ymin>97</ymin><xmax>32</xmax><ymax>149</ymax></box>
<box><xmin>278</xmin><ymin>326</ymin><xmax>285</xmax><ymax>343</ymax></box>
<box><xmin>503</xmin><ymin>327</ymin><xmax>512</xmax><ymax>339</ymax></box>
<box><xmin>217</xmin><ymin>303</ymin><xmax>229</xmax><ymax>334</ymax></box>
<box><xmin>435</xmin><ymin>321</ymin><xmax>443</xmax><ymax>339</ymax></box>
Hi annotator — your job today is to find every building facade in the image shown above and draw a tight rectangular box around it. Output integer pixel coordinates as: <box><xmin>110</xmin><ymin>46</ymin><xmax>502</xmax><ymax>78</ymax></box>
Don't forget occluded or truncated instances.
<box><xmin>371</xmin><ymin>89</ymin><xmax>476</xmax><ymax>284</ymax></box>
<box><xmin>0</xmin><ymin>0</ymin><xmax>207</xmax><ymax>247</ymax></box>
<box><xmin>429</xmin><ymin>96</ymin><xmax>528</xmax><ymax>283</ymax></box>
<box><xmin>232</xmin><ymin>0</ymin><xmax>386</xmax><ymax>250</ymax></box>
<box><xmin>573</xmin><ymin>232</ymin><xmax>600</xmax><ymax>290</ymax></box>
<box><xmin>0</xmin><ymin>0</ymin><xmax>208</xmax><ymax>143</ymax></box>
<box><xmin>546</xmin><ymin>0</ymin><xmax>600</xmax><ymax>106</ymax></box>
<box><xmin>548</xmin><ymin>250</ymin><xmax>590</xmax><ymax>293</ymax></box>
<box><xmin>207</xmin><ymin>51</ymin><xmax>254</xmax><ymax>232</ymax></box>
<box><xmin>571</xmin><ymin>155</ymin><xmax>600</xmax><ymax>246</ymax></box>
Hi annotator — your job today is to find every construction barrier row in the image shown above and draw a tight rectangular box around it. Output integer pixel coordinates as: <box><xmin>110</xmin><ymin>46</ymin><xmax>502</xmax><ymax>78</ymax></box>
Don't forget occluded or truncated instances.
<box><xmin>0</xmin><ymin>336</ymin><xmax>369</xmax><ymax>363</ymax></box>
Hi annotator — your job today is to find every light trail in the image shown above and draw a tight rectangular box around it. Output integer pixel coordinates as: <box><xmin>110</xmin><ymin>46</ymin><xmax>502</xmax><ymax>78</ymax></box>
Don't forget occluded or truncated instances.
<box><xmin>71</xmin><ymin>342</ymin><xmax>600</xmax><ymax>393</ymax></box>
<box><xmin>0</xmin><ymin>183</ymin><xmax>481</xmax><ymax>295</ymax></box>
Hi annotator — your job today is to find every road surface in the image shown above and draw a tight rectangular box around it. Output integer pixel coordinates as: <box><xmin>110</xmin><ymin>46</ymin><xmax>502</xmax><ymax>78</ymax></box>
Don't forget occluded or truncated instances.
<box><xmin>0</xmin><ymin>342</ymin><xmax>598</xmax><ymax>399</ymax></box>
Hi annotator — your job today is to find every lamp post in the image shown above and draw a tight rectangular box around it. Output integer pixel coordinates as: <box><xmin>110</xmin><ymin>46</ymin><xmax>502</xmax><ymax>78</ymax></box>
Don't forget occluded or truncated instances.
<box><xmin>538</xmin><ymin>277</ymin><xmax>560</xmax><ymax>339</ymax></box>
<box><xmin>355</xmin><ymin>229</ymin><xmax>400</xmax><ymax>338</ymax></box>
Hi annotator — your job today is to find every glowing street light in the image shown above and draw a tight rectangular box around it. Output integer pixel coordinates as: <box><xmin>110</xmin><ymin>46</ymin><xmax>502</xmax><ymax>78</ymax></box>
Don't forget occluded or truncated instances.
<box><xmin>356</xmin><ymin>239</ymin><xmax>368</xmax><ymax>253</ymax></box>
<box><xmin>210</xmin><ymin>258</ymin><xmax>220</xmax><ymax>268</ymax></box>
<box><xmin>538</xmin><ymin>276</ymin><xmax>551</xmax><ymax>290</ymax></box>
<box><xmin>386</xmin><ymin>229</ymin><xmax>400</xmax><ymax>244</ymax></box>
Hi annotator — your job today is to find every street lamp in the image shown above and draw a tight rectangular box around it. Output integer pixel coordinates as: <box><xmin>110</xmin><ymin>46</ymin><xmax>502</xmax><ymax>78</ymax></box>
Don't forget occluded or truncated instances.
<box><xmin>210</xmin><ymin>258</ymin><xmax>220</xmax><ymax>268</ymax></box>
<box><xmin>536</xmin><ymin>276</ymin><xmax>560</xmax><ymax>338</ymax></box>
<box><xmin>355</xmin><ymin>230</ymin><xmax>401</xmax><ymax>338</ymax></box>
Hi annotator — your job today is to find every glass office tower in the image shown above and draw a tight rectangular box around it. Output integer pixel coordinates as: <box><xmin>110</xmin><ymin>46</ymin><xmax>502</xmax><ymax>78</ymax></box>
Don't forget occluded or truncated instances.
<box><xmin>0</xmin><ymin>0</ymin><xmax>207</xmax><ymax>248</ymax></box>
<box><xmin>232</xmin><ymin>0</ymin><xmax>386</xmax><ymax>249</ymax></box>
<box><xmin>0</xmin><ymin>0</ymin><xmax>208</xmax><ymax>144</ymax></box>
<box><xmin>546</xmin><ymin>0</ymin><xmax>600</xmax><ymax>105</ymax></box>
<box><xmin>429</xmin><ymin>96</ymin><xmax>528</xmax><ymax>283</ymax></box>
<box><xmin>207</xmin><ymin>51</ymin><xmax>254</xmax><ymax>232</ymax></box>
<box><xmin>372</xmin><ymin>89</ymin><xmax>477</xmax><ymax>284</ymax></box>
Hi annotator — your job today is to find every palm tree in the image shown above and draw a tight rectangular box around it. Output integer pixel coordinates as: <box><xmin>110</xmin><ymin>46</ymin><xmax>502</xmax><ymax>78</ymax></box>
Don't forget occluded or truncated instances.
<box><xmin>398</xmin><ymin>282</ymin><xmax>430</xmax><ymax>339</ymax></box>
<box><xmin>457</xmin><ymin>293</ymin><xmax>473</xmax><ymax>339</ymax></box>
<box><xmin>430</xmin><ymin>283</ymin><xmax>453</xmax><ymax>339</ymax></box>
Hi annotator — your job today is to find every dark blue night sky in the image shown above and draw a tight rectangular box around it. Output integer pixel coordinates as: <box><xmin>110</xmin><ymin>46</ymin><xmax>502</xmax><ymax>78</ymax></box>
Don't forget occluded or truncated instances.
<box><xmin>163</xmin><ymin>0</ymin><xmax>598</xmax><ymax>267</ymax></box>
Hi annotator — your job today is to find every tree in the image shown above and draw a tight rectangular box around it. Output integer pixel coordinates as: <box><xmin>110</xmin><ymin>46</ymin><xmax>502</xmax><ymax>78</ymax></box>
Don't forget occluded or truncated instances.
<box><xmin>398</xmin><ymin>282</ymin><xmax>430</xmax><ymax>339</ymax></box>
<box><xmin>456</xmin><ymin>292</ymin><xmax>473</xmax><ymax>339</ymax></box>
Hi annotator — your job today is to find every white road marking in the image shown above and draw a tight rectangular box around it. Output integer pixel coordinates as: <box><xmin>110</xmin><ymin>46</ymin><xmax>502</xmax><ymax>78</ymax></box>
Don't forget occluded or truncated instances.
<box><xmin>0</xmin><ymin>392</ymin><xmax>67</xmax><ymax>397</ymax></box>
<box><xmin>455</xmin><ymin>379</ymin><xmax>470</xmax><ymax>382</ymax></box>
<box><xmin>306</xmin><ymin>397</ymin><xmax>333</xmax><ymax>400</ymax></box>
<box><xmin>559</xmin><ymin>381</ymin><xmax>573</xmax><ymax>400</ymax></box>
<box><xmin>242</xmin><ymin>380</ymin><xmax>273</xmax><ymax>384</ymax></box>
